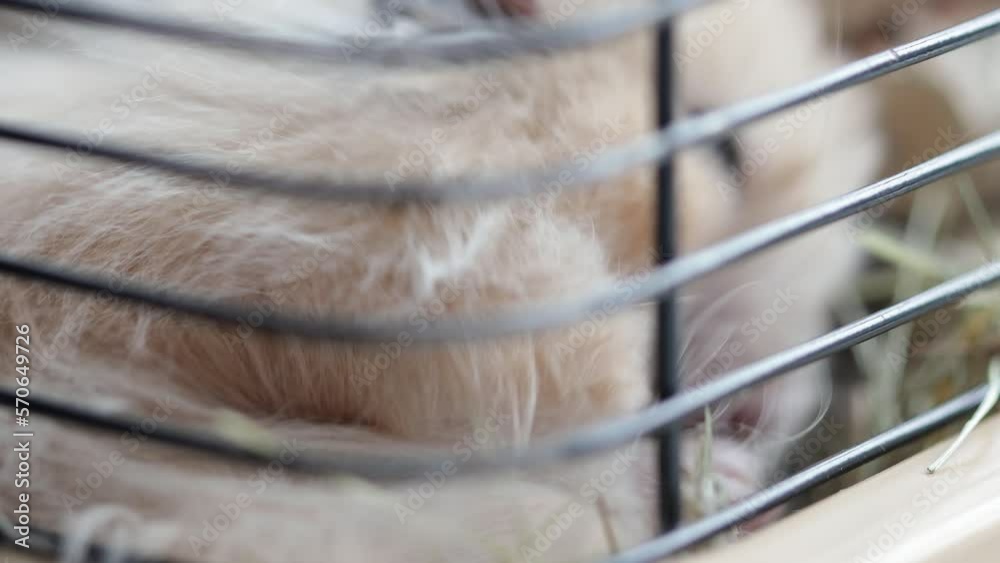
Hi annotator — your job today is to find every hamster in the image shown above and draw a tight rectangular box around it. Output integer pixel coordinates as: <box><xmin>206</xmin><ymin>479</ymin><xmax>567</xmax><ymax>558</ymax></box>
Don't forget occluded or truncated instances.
<box><xmin>0</xmin><ymin>0</ymin><xmax>883</xmax><ymax>560</ymax></box>
<box><xmin>672</xmin><ymin>0</ymin><xmax>884</xmax><ymax>512</ymax></box>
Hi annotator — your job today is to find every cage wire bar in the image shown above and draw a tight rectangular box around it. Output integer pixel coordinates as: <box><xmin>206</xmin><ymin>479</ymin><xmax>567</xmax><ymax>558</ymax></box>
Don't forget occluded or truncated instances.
<box><xmin>0</xmin><ymin>130</ymin><xmax>998</xmax><ymax>345</ymax></box>
<box><xmin>0</xmin><ymin>8</ymin><xmax>998</xmax><ymax>208</ymax></box>
<box><xmin>0</xmin><ymin>0</ymin><xmax>998</xmax><ymax>484</ymax></box>
<box><xmin>7</xmin><ymin>256</ymin><xmax>1000</xmax><ymax>480</ymax></box>
<box><xmin>0</xmin><ymin>12</ymin><xmax>994</xmax><ymax>341</ymax></box>
<box><xmin>654</xmin><ymin>19</ymin><xmax>682</xmax><ymax>533</ymax></box>
<box><xmin>1</xmin><ymin>384</ymin><xmax>992</xmax><ymax>563</ymax></box>
<box><xmin>1</xmin><ymin>2</ymin><xmax>1000</xmax><ymax>562</ymax></box>
<box><xmin>608</xmin><ymin>385</ymin><xmax>993</xmax><ymax>563</ymax></box>
<box><xmin>0</xmin><ymin>0</ymin><xmax>708</xmax><ymax>65</ymax></box>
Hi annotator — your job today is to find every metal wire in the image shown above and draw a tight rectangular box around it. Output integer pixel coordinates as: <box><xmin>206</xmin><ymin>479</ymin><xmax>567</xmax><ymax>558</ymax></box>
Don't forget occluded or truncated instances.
<box><xmin>608</xmin><ymin>385</ymin><xmax>991</xmax><ymax>563</ymax></box>
<box><xmin>3</xmin><ymin>385</ymin><xmax>988</xmax><ymax>563</ymax></box>
<box><xmin>2</xmin><ymin>2</ymin><xmax>999</xmax><ymax>560</ymax></box>
<box><xmin>0</xmin><ymin>0</ymin><xmax>707</xmax><ymax>65</ymax></box>
<box><xmin>6</xmin><ymin>257</ymin><xmax>1000</xmax><ymax>479</ymax></box>
<box><xmin>1</xmin><ymin>131</ymin><xmax>997</xmax><ymax>345</ymax></box>
<box><xmin>654</xmin><ymin>16</ymin><xmax>682</xmax><ymax>534</ymax></box>
<box><xmin>0</xmin><ymin>9</ymin><xmax>996</xmax><ymax>207</ymax></box>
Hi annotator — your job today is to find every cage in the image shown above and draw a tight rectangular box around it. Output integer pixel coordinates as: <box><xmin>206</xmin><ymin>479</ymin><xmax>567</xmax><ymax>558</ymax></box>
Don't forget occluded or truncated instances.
<box><xmin>0</xmin><ymin>0</ymin><xmax>999</xmax><ymax>562</ymax></box>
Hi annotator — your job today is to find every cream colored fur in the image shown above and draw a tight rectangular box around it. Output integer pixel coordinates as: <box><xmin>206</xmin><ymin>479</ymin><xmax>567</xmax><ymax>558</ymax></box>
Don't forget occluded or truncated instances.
<box><xmin>0</xmin><ymin>1</ymin><xmax>883</xmax><ymax>561</ymax></box>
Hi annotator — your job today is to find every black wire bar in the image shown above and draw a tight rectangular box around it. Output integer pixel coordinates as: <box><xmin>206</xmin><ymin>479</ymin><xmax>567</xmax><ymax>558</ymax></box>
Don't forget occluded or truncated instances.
<box><xmin>5</xmin><ymin>258</ymin><xmax>1000</xmax><ymax>479</ymax></box>
<box><xmin>607</xmin><ymin>385</ymin><xmax>991</xmax><ymax>563</ymax></box>
<box><xmin>0</xmin><ymin>131</ymin><xmax>997</xmax><ymax>345</ymax></box>
<box><xmin>2</xmin><ymin>385</ymin><xmax>988</xmax><ymax>563</ymax></box>
<box><xmin>1</xmin><ymin>3</ymin><xmax>999</xmax><ymax>561</ymax></box>
<box><xmin>0</xmin><ymin>0</ymin><xmax>707</xmax><ymax>65</ymax></box>
<box><xmin>654</xmin><ymin>16</ymin><xmax>681</xmax><ymax>533</ymax></box>
<box><xmin>0</xmin><ymin>10</ymin><xmax>996</xmax><ymax>206</ymax></box>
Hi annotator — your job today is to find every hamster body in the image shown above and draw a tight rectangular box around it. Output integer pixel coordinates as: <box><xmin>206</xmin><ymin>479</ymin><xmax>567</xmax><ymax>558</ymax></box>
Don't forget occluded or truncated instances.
<box><xmin>0</xmin><ymin>0</ymin><xmax>883</xmax><ymax>560</ymax></box>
